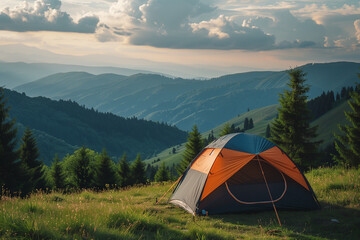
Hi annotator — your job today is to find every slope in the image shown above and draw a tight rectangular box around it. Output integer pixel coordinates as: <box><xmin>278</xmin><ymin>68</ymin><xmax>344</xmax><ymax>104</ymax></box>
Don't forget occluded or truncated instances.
<box><xmin>15</xmin><ymin>62</ymin><xmax>360</xmax><ymax>132</ymax></box>
<box><xmin>4</xmin><ymin>89</ymin><xmax>187</xmax><ymax>165</ymax></box>
<box><xmin>145</xmin><ymin>101</ymin><xmax>351</xmax><ymax>167</ymax></box>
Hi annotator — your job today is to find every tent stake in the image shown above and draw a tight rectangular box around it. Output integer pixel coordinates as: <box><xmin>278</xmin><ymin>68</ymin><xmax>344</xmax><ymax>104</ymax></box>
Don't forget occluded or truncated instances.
<box><xmin>156</xmin><ymin>176</ymin><xmax>182</xmax><ymax>205</ymax></box>
<box><xmin>256</xmin><ymin>155</ymin><xmax>282</xmax><ymax>226</ymax></box>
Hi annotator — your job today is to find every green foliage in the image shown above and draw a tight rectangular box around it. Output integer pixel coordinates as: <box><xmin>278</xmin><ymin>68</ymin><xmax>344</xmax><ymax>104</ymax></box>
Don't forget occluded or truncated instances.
<box><xmin>333</xmin><ymin>79</ymin><xmax>360</xmax><ymax>168</ymax></box>
<box><xmin>154</xmin><ymin>162</ymin><xmax>170</xmax><ymax>182</ymax></box>
<box><xmin>4</xmin><ymin>88</ymin><xmax>187</xmax><ymax>164</ymax></box>
<box><xmin>19</xmin><ymin>127</ymin><xmax>47</xmax><ymax>195</ymax></box>
<box><xmin>270</xmin><ymin>69</ymin><xmax>320</xmax><ymax>170</ymax></box>
<box><xmin>131</xmin><ymin>154</ymin><xmax>146</xmax><ymax>185</ymax></box>
<box><xmin>118</xmin><ymin>153</ymin><xmax>131</xmax><ymax>187</ymax></box>
<box><xmin>0</xmin><ymin>88</ymin><xmax>21</xmax><ymax>194</ymax></box>
<box><xmin>95</xmin><ymin>149</ymin><xmax>117</xmax><ymax>189</ymax></box>
<box><xmin>177</xmin><ymin>125</ymin><xmax>203</xmax><ymax>175</ymax></box>
<box><xmin>220</xmin><ymin>123</ymin><xmax>232</xmax><ymax>137</ymax></box>
<box><xmin>63</xmin><ymin>147</ymin><xmax>98</xmax><ymax>189</ymax></box>
<box><xmin>50</xmin><ymin>154</ymin><xmax>66</xmax><ymax>190</ymax></box>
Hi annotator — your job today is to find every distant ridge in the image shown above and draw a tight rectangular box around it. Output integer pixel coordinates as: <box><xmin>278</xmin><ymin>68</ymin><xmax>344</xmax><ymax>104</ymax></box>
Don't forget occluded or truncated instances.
<box><xmin>14</xmin><ymin>61</ymin><xmax>360</xmax><ymax>131</ymax></box>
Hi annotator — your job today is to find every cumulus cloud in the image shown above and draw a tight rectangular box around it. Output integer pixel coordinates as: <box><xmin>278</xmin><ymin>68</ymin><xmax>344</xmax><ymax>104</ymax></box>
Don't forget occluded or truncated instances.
<box><xmin>100</xmin><ymin>0</ymin><xmax>279</xmax><ymax>50</ymax></box>
<box><xmin>0</xmin><ymin>0</ymin><xmax>99</xmax><ymax>33</ymax></box>
<box><xmin>355</xmin><ymin>19</ymin><xmax>360</xmax><ymax>44</ymax></box>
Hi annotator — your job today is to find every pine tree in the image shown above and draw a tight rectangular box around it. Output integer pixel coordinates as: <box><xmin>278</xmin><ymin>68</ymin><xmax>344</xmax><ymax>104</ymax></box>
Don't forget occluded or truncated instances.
<box><xmin>220</xmin><ymin>123</ymin><xmax>232</xmax><ymax>136</ymax></box>
<box><xmin>0</xmin><ymin>88</ymin><xmax>21</xmax><ymax>194</ymax></box>
<box><xmin>131</xmin><ymin>154</ymin><xmax>146</xmax><ymax>185</ymax></box>
<box><xmin>270</xmin><ymin>69</ymin><xmax>320</xmax><ymax>170</ymax></box>
<box><xmin>333</xmin><ymin>80</ymin><xmax>360</xmax><ymax>168</ymax></box>
<box><xmin>19</xmin><ymin>127</ymin><xmax>46</xmax><ymax>193</ymax></box>
<box><xmin>177</xmin><ymin>125</ymin><xmax>203</xmax><ymax>175</ymax></box>
<box><xmin>244</xmin><ymin>118</ymin><xmax>249</xmax><ymax>130</ymax></box>
<box><xmin>249</xmin><ymin>118</ymin><xmax>254</xmax><ymax>129</ymax></box>
<box><xmin>265</xmin><ymin>124</ymin><xmax>271</xmax><ymax>139</ymax></box>
<box><xmin>154</xmin><ymin>162</ymin><xmax>170</xmax><ymax>182</ymax></box>
<box><xmin>118</xmin><ymin>153</ymin><xmax>131</xmax><ymax>187</ymax></box>
<box><xmin>51</xmin><ymin>154</ymin><xmax>66</xmax><ymax>190</ymax></box>
<box><xmin>73</xmin><ymin>146</ymin><xmax>91</xmax><ymax>189</ymax></box>
<box><xmin>96</xmin><ymin>149</ymin><xmax>117</xmax><ymax>189</ymax></box>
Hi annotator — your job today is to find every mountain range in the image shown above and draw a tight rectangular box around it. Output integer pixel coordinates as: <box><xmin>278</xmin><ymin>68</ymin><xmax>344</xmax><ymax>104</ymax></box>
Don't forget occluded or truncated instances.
<box><xmin>13</xmin><ymin>61</ymin><xmax>360</xmax><ymax>131</ymax></box>
<box><xmin>3</xmin><ymin>88</ymin><xmax>187</xmax><ymax>165</ymax></box>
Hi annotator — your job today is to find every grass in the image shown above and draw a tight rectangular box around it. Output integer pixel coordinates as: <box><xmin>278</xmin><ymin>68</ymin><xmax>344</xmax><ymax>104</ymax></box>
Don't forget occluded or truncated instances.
<box><xmin>1</xmin><ymin>167</ymin><xmax>359</xmax><ymax>239</ymax></box>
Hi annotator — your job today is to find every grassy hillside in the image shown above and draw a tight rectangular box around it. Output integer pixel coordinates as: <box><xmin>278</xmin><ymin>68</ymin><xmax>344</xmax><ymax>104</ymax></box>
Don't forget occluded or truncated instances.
<box><xmin>145</xmin><ymin>100</ymin><xmax>351</xmax><ymax>167</ymax></box>
<box><xmin>0</xmin><ymin>168</ymin><xmax>359</xmax><ymax>239</ymax></box>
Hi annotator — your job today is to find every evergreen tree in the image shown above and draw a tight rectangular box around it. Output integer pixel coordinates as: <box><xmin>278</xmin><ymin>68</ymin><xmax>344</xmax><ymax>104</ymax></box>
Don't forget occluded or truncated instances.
<box><xmin>73</xmin><ymin>146</ymin><xmax>91</xmax><ymax>189</ymax></box>
<box><xmin>244</xmin><ymin>118</ymin><xmax>249</xmax><ymax>130</ymax></box>
<box><xmin>270</xmin><ymin>69</ymin><xmax>320</xmax><ymax>170</ymax></box>
<box><xmin>19</xmin><ymin>127</ymin><xmax>46</xmax><ymax>193</ymax></box>
<box><xmin>131</xmin><ymin>154</ymin><xmax>146</xmax><ymax>185</ymax></box>
<box><xmin>177</xmin><ymin>125</ymin><xmax>203</xmax><ymax>175</ymax></box>
<box><xmin>51</xmin><ymin>154</ymin><xmax>66</xmax><ymax>190</ymax></box>
<box><xmin>154</xmin><ymin>162</ymin><xmax>170</xmax><ymax>182</ymax></box>
<box><xmin>249</xmin><ymin>118</ymin><xmax>254</xmax><ymax>129</ymax></box>
<box><xmin>265</xmin><ymin>124</ymin><xmax>271</xmax><ymax>139</ymax></box>
<box><xmin>118</xmin><ymin>153</ymin><xmax>131</xmax><ymax>187</ymax></box>
<box><xmin>220</xmin><ymin>123</ymin><xmax>232</xmax><ymax>136</ymax></box>
<box><xmin>96</xmin><ymin>149</ymin><xmax>117</xmax><ymax>189</ymax></box>
<box><xmin>336</xmin><ymin>92</ymin><xmax>340</xmax><ymax>102</ymax></box>
<box><xmin>0</xmin><ymin>88</ymin><xmax>21</xmax><ymax>194</ymax></box>
<box><xmin>333</xmin><ymin>80</ymin><xmax>360</xmax><ymax>168</ymax></box>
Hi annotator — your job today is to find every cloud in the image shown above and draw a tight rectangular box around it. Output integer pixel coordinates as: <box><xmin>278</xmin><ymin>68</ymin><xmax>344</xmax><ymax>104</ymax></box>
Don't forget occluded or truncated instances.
<box><xmin>0</xmin><ymin>0</ymin><xmax>99</xmax><ymax>33</ymax></box>
<box><xmin>354</xmin><ymin>19</ymin><xmax>360</xmax><ymax>44</ymax></box>
<box><xmin>101</xmin><ymin>0</ymin><xmax>278</xmax><ymax>50</ymax></box>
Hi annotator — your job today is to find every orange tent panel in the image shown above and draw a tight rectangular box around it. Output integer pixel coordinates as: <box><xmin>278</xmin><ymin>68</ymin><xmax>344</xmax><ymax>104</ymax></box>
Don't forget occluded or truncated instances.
<box><xmin>200</xmin><ymin>149</ymin><xmax>255</xmax><ymax>201</ymax></box>
<box><xmin>190</xmin><ymin>148</ymin><xmax>221</xmax><ymax>174</ymax></box>
<box><xmin>259</xmin><ymin>146</ymin><xmax>309</xmax><ymax>191</ymax></box>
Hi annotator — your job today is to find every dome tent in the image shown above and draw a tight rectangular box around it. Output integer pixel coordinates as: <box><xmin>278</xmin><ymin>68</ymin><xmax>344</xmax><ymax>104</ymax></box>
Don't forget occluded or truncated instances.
<box><xmin>169</xmin><ymin>133</ymin><xmax>320</xmax><ymax>216</ymax></box>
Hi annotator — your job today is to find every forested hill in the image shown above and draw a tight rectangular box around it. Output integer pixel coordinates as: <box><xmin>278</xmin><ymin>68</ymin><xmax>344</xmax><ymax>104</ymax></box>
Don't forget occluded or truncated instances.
<box><xmin>4</xmin><ymin>89</ymin><xmax>187</xmax><ymax>165</ymax></box>
<box><xmin>14</xmin><ymin>61</ymin><xmax>360</xmax><ymax>131</ymax></box>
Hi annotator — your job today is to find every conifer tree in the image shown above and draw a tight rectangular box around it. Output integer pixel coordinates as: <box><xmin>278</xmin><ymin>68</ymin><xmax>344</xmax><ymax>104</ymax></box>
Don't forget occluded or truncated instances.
<box><xmin>118</xmin><ymin>153</ymin><xmax>131</xmax><ymax>187</ymax></box>
<box><xmin>131</xmin><ymin>154</ymin><xmax>146</xmax><ymax>185</ymax></box>
<box><xmin>333</xmin><ymin>79</ymin><xmax>360</xmax><ymax>168</ymax></box>
<box><xmin>154</xmin><ymin>162</ymin><xmax>170</xmax><ymax>182</ymax></box>
<box><xmin>270</xmin><ymin>69</ymin><xmax>320</xmax><ymax>170</ymax></box>
<box><xmin>19</xmin><ymin>127</ymin><xmax>46</xmax><ymax>193</ymax></box>
<box><xmin>0</xmin><ymin>88</ymin><xmax>21</xmax><ymax>193</ymax></box>
<box><xmin>265</xmin><ymin>124</ymin><xmax>271</xmax><ymax>139</ymax></box>
<box><xmin>73</xmin><ymin>146</ymin><xmax>91</xmax><ymax>189</ymax></box>
<box><xmin>96</xmin><ymin>149</ymin><xmax>117</xmax><ymax>189</ymax></box>
<box><xmin>51</xmin><ymin>154</ymin><xmax>66</xmax><ymax>190</ymax></box>
<box><xmin>244</xmin><ymin>118</ymin><xmax>249</xmax><ymax>130</ymax></box>
<box><xmin>249</xmin><ymin>118</ymin><xmax>254</xmax><ymax>129</ymax></box>
<box><xmin>177</xmin><ymin>125</ymin><xmax>203</xmax><ymax>175</ymax></box>
<box><xmin>220</xmin><ymin>123</ymin><xmax>232</xmax><ymax>136</ymax></box>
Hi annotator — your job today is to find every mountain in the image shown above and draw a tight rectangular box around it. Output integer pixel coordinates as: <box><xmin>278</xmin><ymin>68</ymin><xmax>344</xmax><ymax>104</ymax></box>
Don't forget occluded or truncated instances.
<box><xmin>15</xmin><ymin>62</ymin><xmax>360</xmax><ymax>131</ymax></box>
<box><xmin>3</xmin><ymin>89</ymin><xmax>187</xmax><ymax>165</ymax></box>
<box><xmin>0</xmin><ymin>61</ymin><xmax>157</xmax><ymax>88</ymax></box>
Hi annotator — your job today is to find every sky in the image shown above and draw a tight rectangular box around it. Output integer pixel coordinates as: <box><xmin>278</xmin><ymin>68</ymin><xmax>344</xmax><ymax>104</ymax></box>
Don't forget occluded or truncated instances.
<box><xmin>0</xmin><ymin>0</ymin><xmax>359</xmax><ymax>78</ymax></box>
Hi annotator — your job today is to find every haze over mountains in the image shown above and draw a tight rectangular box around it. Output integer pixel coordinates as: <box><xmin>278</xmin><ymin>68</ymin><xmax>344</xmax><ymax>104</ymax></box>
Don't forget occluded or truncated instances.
<box><xmin>12</xmin><ymin>61</ymin><xmax>360</xmax><ymax>131</ymax></box>
<box><xmin>0</xmin><ymin>61</ymin><xmax>157</xmax><ymax>89</ymax></box>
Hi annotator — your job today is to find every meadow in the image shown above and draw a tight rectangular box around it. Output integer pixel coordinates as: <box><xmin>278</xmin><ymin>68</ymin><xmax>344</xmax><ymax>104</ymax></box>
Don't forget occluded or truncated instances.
<box><xmin>0</xmin><ymin>167</ymin><xmax>359</xmax><ymax>240</ymax></box>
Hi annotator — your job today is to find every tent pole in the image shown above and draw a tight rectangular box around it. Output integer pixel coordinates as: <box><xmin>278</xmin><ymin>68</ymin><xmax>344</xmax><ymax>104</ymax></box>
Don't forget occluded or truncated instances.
<box><xmin>256</xmin><ymin>155</ymin><xmax>282</xmax><ymax>226</ymax></box>
<box><xmin>156</xmin><ymin>175</ymin><xmax>182</xmax><ymax>205</ymax></box>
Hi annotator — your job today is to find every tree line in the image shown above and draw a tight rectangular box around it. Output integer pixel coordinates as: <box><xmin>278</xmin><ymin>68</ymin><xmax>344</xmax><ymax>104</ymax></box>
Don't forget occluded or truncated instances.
<box><xmin>0</xmin><ymin>88</ymin><xmax>173</xmax><ymax>196</ymax></box>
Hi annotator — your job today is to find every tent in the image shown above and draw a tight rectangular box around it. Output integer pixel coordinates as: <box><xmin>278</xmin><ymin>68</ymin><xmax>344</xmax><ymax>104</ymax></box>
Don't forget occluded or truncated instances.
<box><xmin>169</xmin><ymin>133</ymin><xmax>320</xmax><ymax>216</ymax></box>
